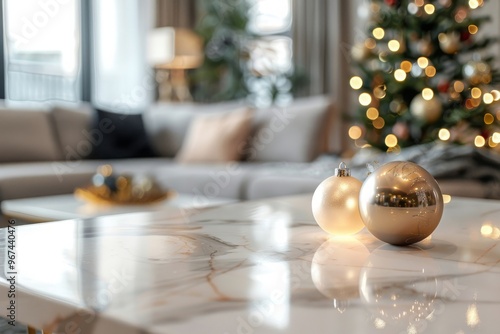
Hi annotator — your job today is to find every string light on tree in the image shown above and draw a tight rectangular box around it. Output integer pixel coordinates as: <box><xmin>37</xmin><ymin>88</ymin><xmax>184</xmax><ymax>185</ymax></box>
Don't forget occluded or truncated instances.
<box><xmin>400</xmin><ymin>60</ymin><xmax>412</xmax><ymax>72</ymax></box>
<box><xmin>484</xmin><ymin>113</ymin><xmax>495</xmax><ymax>124</ymax></box>
<box><xmin>359</xmin><ymin>93</ymin><xmax>372</xmax><ymax>106</ymax></box>
<box><xmin>394</xmin><ymin>69</ymin><xmax>406</xmax><ymax>81</ymax></box>
<box><xmin>468</xmin><ymin>24</ymin><xmax>479</xmax><ymax>34</ymax></box>
<box><xmin>475</xmin><ymin>135</ymin><xmax>486</xmax><ymax>147</ymax></box>
<box><xmin>366</xmin><ymin>107</ymin><xmax>379</xmax><ymax>120</ymax></box>
<box><xmin>350</xmin><ymin>76</ymin><xmax>363</xmax><ymax>90</ymax></box>
<box><xmin>384</xmin><ymin>134</ymin><xmax>398</xmax><ymax>148</ymax></box>
<box><xmin>372</xmin><ymin>27</ymin><xmax>385</xmax><ymax>39</ymax></box>
<box><xmin>483</xmin><ymin>93</ymin><xmax>494</xmax><ymax>104</ymax></box>
<box><xmin>493</xmin><ymin>132</ymin><xmax>500</xmax><ymax>144</ymax></box>
<box><xmin>348</xmin><ymin>126</ymin><xmax>363</xmax><ymax>140</ymax></box>
<box><xmin>349</xmin><ymin>0</ymin><xmax>499</xmax><ymax>150</ymax></box>
<box><xmin>439</xmin><ymin>128</ymin><xmax>451</xmax><ymax>141</ymax></box>
<box><xmin>417</xmin><ymin>57</ymin><xmax>429</xmax><ymax>68</ymax></box>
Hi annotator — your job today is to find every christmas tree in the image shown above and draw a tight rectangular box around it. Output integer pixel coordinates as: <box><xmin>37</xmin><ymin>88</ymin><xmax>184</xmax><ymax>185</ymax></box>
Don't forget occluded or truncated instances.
<box><xmin>349</xmin><ymin>0</ymin><xmax>500</xmax><ymax>152</ymax></box>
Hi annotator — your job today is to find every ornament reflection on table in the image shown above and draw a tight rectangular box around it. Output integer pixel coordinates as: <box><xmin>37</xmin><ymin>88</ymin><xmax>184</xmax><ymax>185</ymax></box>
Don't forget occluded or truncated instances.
<box><xmin>311</xmin><ymin>162</ymin><xmax>365</xmax><ymax>236</ymax></box>
<box><xmin>360</xmin><ymin>245</ymin><xmax>439</xmax><ymax>332</ymax></box>
<box><xmin>311</xmin><ymin>238</ymin><xmax>370</xmax><ymax>312</ymax></box>
<box><xmin>75</xmin><ymin>165</ymin><xmax>173</xmax><ymax>205</ymax></box>
<box><xmin>358</xmin><ymin>161</ymin><xmax>443</xmax><ymax>246</ymax></box>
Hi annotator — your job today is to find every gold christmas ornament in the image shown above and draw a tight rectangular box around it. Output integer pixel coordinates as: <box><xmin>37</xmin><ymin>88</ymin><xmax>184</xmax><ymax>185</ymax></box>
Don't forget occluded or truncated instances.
<box><xmin>463</xmin><ymin>60</ymin><xmax>492</xmax><ymax>85</ymax></box>
<box><xmin>312</xmin><ymin>162</ymin><xmax>365</xmax><ymax>236</ymax></box>
<box><xmin>418</xmin><ymin>36</ymin><xmax>434</xmax><ymax>56</ymax></box>
<box><xmin>358</xmin><ymin>161</ymin><xmax>444</xmax><ymax>246</ymax></box>
<box><xmin>409</xmin><ymin>93</ymin><xmax>443</xmax><ymax>123</ymax></box>
<box><xmin>438</xmin><ymin>32</ymin><xmax>460</xmax><ymax>54</ymax></box>
<box><xmin>408</xmin><ymin>33</ymin><xmax>432</xmax><ymax>56</ymax></box>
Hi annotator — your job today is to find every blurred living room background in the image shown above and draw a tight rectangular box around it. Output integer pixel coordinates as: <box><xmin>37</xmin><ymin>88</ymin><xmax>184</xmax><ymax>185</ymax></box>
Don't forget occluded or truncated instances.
<box><xmin>2</xmin><ymin>2</ymin><xmax>500</xmax><ymax>332</ymax></box>
<box><xmin>3</xmin><ymin>0</ymin><xmax>500</xmax><ymax>147</ymax></box>
<box><xmin>1</xmin><ymin>0</ymin><xmax>500</xmax><ymax>229</ymax></box>
<box><xmin>1</xmin><ymin>0</ymin><xmax>360</xmax><ymax>151</ymax></box>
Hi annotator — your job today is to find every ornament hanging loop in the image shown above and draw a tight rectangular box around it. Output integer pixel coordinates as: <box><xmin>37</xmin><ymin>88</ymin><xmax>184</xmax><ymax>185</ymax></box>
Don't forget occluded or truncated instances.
<box><xmin>335</xmin><ymin>162</ymin><xmax>351</xmax><ymax>177</ymax></box>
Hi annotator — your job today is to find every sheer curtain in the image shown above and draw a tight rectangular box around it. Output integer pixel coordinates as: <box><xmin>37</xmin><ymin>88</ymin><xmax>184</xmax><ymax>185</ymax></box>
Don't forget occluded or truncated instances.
<box><xmin>91</xmin><ymin>0</ymin><xmax>155</xmax><ymax>113</ymax></box>
<box><xmin>292</xmin><ymin>0</ymin><xmax>362</xmax><ymax>152</ymax></box>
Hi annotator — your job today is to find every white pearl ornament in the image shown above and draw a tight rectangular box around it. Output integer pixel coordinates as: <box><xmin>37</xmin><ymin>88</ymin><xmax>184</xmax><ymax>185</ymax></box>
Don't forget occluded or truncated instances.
<box><xmin>311</xmin><ymin>162</ymin><xmax>365</xmax><ymax>236</ymax></box>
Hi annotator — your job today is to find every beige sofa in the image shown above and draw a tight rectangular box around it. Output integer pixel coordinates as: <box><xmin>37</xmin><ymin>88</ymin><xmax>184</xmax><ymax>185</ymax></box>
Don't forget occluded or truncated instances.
<box><xmin>0</xmin><ymin>96</ymin><xmax>335</xmax><ymax>206</ymax></box>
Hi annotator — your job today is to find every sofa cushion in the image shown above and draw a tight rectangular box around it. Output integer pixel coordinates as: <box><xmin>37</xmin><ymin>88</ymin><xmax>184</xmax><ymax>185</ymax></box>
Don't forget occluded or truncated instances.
<box><xmin>247</xmin><ymin>96</ymin><xmax>332</xmax><ymax>163</ymax></box>
<box><xmin>51</xmin><ymin>103</ymin><xmax>94</xmax><ymax>160</ymax></box>
<box><xmin>88</xmin><ymin>109</ymin><xmax>157</xmax><ymax>159</ymax></box>
<box><xmin>0</xmin><ymin>108</ymin><xmax>62</xmax><ymax>162</ymax></box>
<box><xmin>176</xmin><ymin>108</ymin><xmax>252</xmax><ymax>163</ymax></box>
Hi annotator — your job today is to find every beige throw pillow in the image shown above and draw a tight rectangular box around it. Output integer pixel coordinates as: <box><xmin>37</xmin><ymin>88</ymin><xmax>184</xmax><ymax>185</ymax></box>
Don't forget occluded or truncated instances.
<box><xmin>176</xmin><ymin>108</ymin><xmax>252</xmax><ymax>163</ymax></box>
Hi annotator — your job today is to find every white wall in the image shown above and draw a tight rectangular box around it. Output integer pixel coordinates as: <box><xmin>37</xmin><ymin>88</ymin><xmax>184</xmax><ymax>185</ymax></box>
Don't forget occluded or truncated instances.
<box><xmin>476</xmin><ymin>1</ymin><xmax>500</xmax><ymax>68</ymax></box>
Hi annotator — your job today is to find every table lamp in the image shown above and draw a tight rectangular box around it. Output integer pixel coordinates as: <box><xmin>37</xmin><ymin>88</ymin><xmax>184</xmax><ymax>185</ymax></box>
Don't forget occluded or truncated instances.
<box><xmin>147</xmin><ymin>27</ymin><xmax>203</xmax><ymax>102</ymax></box>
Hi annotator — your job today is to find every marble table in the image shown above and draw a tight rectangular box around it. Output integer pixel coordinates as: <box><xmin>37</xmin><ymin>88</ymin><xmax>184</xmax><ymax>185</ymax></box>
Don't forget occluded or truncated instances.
<box><xmin>1</xmin><ymin>193</ymin><xmax>236</xmax><ymax>223</ymax></box>
<box><xmin>0</xmin><ymin>194</ymin><xmax>499</xmax><ymax>333</ymax></box>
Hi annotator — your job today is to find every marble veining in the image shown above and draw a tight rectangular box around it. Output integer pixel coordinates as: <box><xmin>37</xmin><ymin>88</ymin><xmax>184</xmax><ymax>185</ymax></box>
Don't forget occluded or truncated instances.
<box><xmin>0</xmin><ymin>195</ymin><xmax>499</xmax><ymax>333</ymax></box>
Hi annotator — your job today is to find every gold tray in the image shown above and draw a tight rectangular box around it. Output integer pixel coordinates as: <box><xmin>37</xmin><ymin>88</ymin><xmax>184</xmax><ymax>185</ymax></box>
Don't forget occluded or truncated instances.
<box><xmin>74</xmin><ymin>186</ymin><xmax>176</xmax><ymax>205</ymax></box>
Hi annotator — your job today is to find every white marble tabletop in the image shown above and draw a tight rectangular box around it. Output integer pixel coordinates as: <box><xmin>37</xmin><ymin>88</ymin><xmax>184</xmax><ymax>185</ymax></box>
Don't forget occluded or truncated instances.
<box><xmin>0</xmin><ymin>194</ymin><xmax>499</xmax><ymax>333</ymax></box>
<box><xmin>1</xmin><ymin>193</ymin><xmax>236</xmax><ymax>222</ymax></box>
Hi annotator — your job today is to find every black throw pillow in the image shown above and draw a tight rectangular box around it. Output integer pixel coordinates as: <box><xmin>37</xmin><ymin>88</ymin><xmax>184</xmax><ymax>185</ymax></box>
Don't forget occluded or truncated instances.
<box><xmin>88</xmin><ymin>108</ymin><xmax>157</xmax><ymax>159</ymax></box>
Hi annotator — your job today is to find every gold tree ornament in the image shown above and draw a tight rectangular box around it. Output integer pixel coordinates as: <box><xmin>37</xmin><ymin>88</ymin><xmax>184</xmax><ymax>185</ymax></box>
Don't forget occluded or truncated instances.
<box><xmin>463</xmin><ymin>60</ymin><xmax>492</xmax><ymax>85</ymax></box>
<box><xmin>409</xmin><ymin>93</ymin><xmax>443</xmax><ymax>124</ymax></box>
<box><xmin>358</xmin><ymin>161</ymin><xmax>444</xmax><ymax>246</ymax></box>
<box><xmin>311</xmin><ymin>162</ymin><xmax>365</xmax><ymax>236</ymax></box>
<box><xmin>438</xmin><ymin>32</ymin><xmax>461</xmax><ymax>54</ymax></box>
<box><xmin>418</xmin><ymin>37</ymin><xmax>434</xmax><ymax>56</ymax></box>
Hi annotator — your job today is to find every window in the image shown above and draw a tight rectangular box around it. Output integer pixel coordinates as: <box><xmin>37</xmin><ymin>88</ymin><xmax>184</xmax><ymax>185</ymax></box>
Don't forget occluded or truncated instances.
<box><xmin>3</xmin><ymin>0</ymin><xmax>81</xmax><ymax>104</ymax></box>
<box><xmin>91</xmin><ymin>0</ymin><xmax>153</xmax><ymax>112</ymax></box>
<box><xmin>2</xmin><ymin>0</ymin><xmax>152</xmax><ymax>109</ymax></box>
<box><xmin>247</xmin><ymin>0</ymin><xmax>293</xmax><ymax>106</ymax></box>
<box><xmin>249</xmin><ymin>0</ymin><xmax>292</xmax><ymax>35</ymax></box>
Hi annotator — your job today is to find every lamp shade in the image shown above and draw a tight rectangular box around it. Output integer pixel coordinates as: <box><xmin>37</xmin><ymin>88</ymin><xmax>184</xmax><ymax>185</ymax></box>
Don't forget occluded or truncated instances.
<box><xmin>147</xmin><ymin>27</ymin><xmax>203</xmax><ymax>70</ymax></box>
<box><xmin>147</xmin><ymin>27</ymin><xmax>175</xmax><ymax>65</ymax></box>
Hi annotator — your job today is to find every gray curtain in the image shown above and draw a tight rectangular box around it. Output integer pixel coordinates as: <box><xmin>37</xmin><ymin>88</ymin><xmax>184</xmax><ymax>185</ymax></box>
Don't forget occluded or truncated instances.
<box><xmin>156</xmin><ymin>0</ymin><xmax>197</xmax><ymax>28</ymax></box>
<box><xmin>292</xmin><ymin>0</ymin><xmax>359</xmax><ymax>153</ymax></box>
